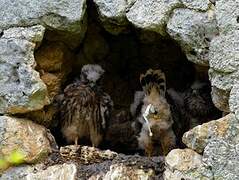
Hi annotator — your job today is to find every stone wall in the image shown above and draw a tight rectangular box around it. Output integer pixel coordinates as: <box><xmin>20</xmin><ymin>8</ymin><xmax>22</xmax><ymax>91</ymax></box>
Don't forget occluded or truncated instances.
<box><xmin>0</xmin><ymin>0</ymin><xmax>239</xmax><ymax>179</ymax></box>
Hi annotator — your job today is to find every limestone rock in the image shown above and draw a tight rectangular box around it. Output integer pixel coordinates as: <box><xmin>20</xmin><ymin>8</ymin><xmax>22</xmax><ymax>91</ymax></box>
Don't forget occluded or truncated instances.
<box><xmin>167</xmin><ymin>8</ymin><xmax>218</xmax><ymax>66</ymax></box>
<box><xmin>215</xmin><ymin>0</ymin><xmax>239</xmax><ymax>34</ymax></box>
<box><xmin>0</xmin><ymin>116</ymin><xmax>54</xmax><ymax>164</ymax></box>
<box><xmin>203</xmin><ymin>138</ymin><xmax>239</xmax><ymax>179</ymax></box>
<box><xmin>0</xmin><ymin>26</ymin><xmax>49</xmax><ymax>114</ymax></box>
<box><xmin>126</xmin><ymin>0</ymin><xmax>181</xmax><ymax>36</ymax></box>
<box><xmin>209</xmin><ymin>31</ymin><xmax>239</xmax><ymax>114</ymax></box>
<box><xmin>229</xmin><ymin>83</ymin><xmax>239</xmax><ymax>119</ymax></box>
<box><xmin>182</xmin><ymin>114</ymin><xmax>234</xmax><ymax>153</ymax></box>
<box><xmin>208</xmin><ymin>69</ymin><xmax>237</xmax><ymax>91</ymax></box>
<box><xmin>0</xmin><ymin>0</ymin><xmax>87</xmax><ymax>48</ymax></box>
<box><xmin>28</xmin><ymin>163</ymin><xmax>77</xmax><ymax>180</ymax></box>
<box><xmin>181</xmin><ymin>0</ymin><xmax>211</xmax><ymax>11</ymax></box>
<box><xmin>93</xmin><ymin>0</ymin><xmax>129</xmax><ymax>35</ymax></box>
<box><xmin>103</xmin><ymin>164</ymin><xmax>155</xmax><ymax>180</ymax></box>
<box><xmin>1</xmin><ymin>163</ymin><xmax>77</xmax><ymax>180</ymax></box>
<box><xmin>164</xmin><ymin>149</ymin><xmax>212</xmax><ymax>180</ymax></box>
<box><xmin>209</xmin><ymin>31</ymin><xmax>239</xmax><ymax>73</ymax></box>
<box><xmin>211</xmin><ymin>86</ymin><xmax>230</xmax><ymax>112</ymax></box>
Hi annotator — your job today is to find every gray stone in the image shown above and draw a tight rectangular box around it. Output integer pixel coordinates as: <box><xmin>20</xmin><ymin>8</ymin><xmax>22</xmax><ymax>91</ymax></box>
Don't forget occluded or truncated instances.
<box><xmin>1</xmin><ymin>163</ymin><xmax>77</xmax><ymax>180</ymax></box>
<box><xmin>209</xmin><ymin>31</ymin><xmax>239</xmax><ymax>73</ymax></box>
<box><xmin>181</xmin><ymin>0</ymin><xmax>211</xmax><ymax>11</ymax></box>
<box><xmin>229</xmin><ymin>83</ymin><xmax>239</xmax><ymax>119</ymax></box>
<box><xmin>203</xmin><ymin>138</ymin><xmax>239</xmax><ymax>180</ymax></box>
<box><xmin>182</xmin><ymin>114</ymin><xmax>234</xmax><ymax>153</ymax></box>
<box><xmin>208</xmin><ymin>68</ymin><xmax>237</xmax><ymax>91</ymax></box>
<box><xmin>0</xmin><ymin>0</ymin><xmax>86</xmax><ymax>33</ymax></box>
<box><xmin>208</xmin><ymin>31</ymin><xmax>239</xmax><ymax>113</ymax></box>
<box><xmin>211</xmin><ymin>86</ymin><xmax>230</xmax><ymax>112</ymax></box>
<box><xmin>215</xmin><ymin>0</ymin><xmax>239</xmax><ymax>34</ymax></box>
<box><xmin>103</xmin><ymin>164</ymin><xmax>154</xmax><ymax>180</ymax></box>
<box><xmin>0</xmin><ymin>26</ymin><xmax>49</xmax><ymax>114</ymax></box>
<box><xmin>27</xmin><ymin>163</ymin><xmax>77</xmax><ymax>180</ymax></box>
<box><xmin>164</xmin><ymin>149</ymin><xmax>212</xmax><ymax>180</ymax></box>
<box><xmin>126</xmin><ymin>0</ymin><xmax>181</xmax><ymax>36</ymax></box>
<box><xmin>93</xmin><ymin>0</ymin><xmax>129</xmax><ymax>35</ymax></box>
<box><xmin>0</xmin><ymin>0</ymin><xmax>87</xmax><ymax>48</ymax></box>
<box><xmin>167</xmin><ymin>8</ymin><xmax>218</xmax><ymax>66</ymax></box>
<box><xmin>0</xmin><ymin>116</ymin><xmax>54</xmax><ymax>164</ymax></box>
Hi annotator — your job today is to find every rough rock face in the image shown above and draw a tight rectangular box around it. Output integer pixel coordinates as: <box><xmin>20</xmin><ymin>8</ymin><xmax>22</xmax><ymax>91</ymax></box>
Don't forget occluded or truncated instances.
<box><xmin>35</xmin><ymin>42</ymin><xmax>73</xmax><ymax>101</ymax></box>
<box><xmin>0</xmin><ymin>0</ymin><xmax>87</xmax><ymax>48</ymax></box>
<box><xmin>1</xmin><ymin>145</ymin><xmax>165</xmax><ymax>179</ymax></box>
<box><xmin>126</xmin><ymin>0</ymin><xmax>181</xmax><ymax>36</ymax></box>
<box><xmin>179</xmin><ymin>113</ymin><xmax>239</xmax><ymax>179</ymax></box>
<box><xmin>203</xmin><ymin>138</ymin><xmax>239</xmax><ymax>179</ymax></box>
<box><xmin>180</xmin><ymin>0</ymin><xmax>210</xmax><ymax>11</ymax></box>
<box><xmin>0</xmin><ymin>116</ymin><xmax>55</xmax><ymax>164</ymax></box>
<box><xmin>0</xmin><ymin>25</ymin><xmax>49</xmax><ymax>114</ymax></box>
<box><xmin>0</xmin><ymin>163</ymin><xmax>77</xmax><ymax>180</ymax></box>
<box><xmin>93</xmin><ymin>0</ymin><xmax>130</xmax><ymax>35</ymax></box>
<box><xmin>215</xmin><ymin>0</ymin><xmax>239</xmax><ymax>35</ymax></box>
<box><xmin>182</xmin><ymin>114</ymin><xmax>233</xmax><ymax>153</ymax></box>
<box><xmin>23</xmin><ymin>42</ymin><xmax>74</xmax><ymax>127</ymax></box>
<box><xmin>164</xmin><ymin>149</ymin><xmax>212</xmax><ymax>179</ymax></box>
<box><xmin>167</xmin><ymin>8</ymin><xmax>218</xmax><ymax>66</ymax></box>
<box><xmin>209</xmin><ymin>30</ymin><xmax>239</xmax><ymax>113</ymax></box>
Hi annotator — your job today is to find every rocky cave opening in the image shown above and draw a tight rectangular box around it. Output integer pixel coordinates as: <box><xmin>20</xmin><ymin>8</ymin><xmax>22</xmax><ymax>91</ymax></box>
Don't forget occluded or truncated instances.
<box><xmin>30</xmin><ymin>2</ymin><xmax>222</xmax><ymax>156</ymax></box>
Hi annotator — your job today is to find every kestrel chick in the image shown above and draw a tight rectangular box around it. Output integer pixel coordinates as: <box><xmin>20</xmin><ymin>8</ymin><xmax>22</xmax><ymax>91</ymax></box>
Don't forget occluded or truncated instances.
<box><xmin>60</xmin><ymin>64</ymin><xmax>113</xmax><ymax>147</ymax></box>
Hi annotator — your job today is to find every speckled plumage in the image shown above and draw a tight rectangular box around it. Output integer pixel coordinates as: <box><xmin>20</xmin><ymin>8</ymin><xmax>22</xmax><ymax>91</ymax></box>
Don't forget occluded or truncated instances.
<box><xmin>183</xmin><ymin>80</ymin><xmax>222</xmax><ymax>128</ymax></box>
<box><xmin>59</xmin><ymin>64</ymin><xmax>113</xmax><ymax>147</ymax></box>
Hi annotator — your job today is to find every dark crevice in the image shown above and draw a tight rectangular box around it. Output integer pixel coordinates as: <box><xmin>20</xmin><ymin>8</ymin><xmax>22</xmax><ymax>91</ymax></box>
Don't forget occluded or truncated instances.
<box><xmin>34</xmin><ymin>0</ymin><xmax>223</xmax><ymax>156</ymax></box>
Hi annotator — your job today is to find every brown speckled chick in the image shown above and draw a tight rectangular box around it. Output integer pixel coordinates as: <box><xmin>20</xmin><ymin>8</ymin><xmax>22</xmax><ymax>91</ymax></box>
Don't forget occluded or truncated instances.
<box><xmin>59</xmin><ymin>64</ymin><xmax>113</xmax><ymax>147</ymax></box>
<box><xmin>132</xmin><ymin>69</ymin><xmax>176</xmax><ymax>156</ymax></box>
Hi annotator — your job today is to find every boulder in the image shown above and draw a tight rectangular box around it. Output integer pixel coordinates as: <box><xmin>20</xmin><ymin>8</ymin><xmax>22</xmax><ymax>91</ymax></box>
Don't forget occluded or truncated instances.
<box><xmin>1</xmin><ymin>163</ymin><xmax>77</xmax><ymax>180</ymax></box>
<box><xmin>181</xmin><ymin>0</ymin><xmax>210</xmax><ymax>11</ymax></box>
<box><xmin>126</xmin><ymin>0</ymin><xmax>181</xmax><ymax>36</ymax></box>
<box><xmin>209</xmin><ymin>31</ymin><xmax>239</xmax><ymax>114</ymax></box>
<box><xmin>0</xmin><ymin>25</ymin><xmax>49</xmax><ymax>114</ymax></box>
<box><xmin>215</xmin><ymin>0</ymin><xmax>239</xmax><ymax>34</ymax></box>
<box><xmin>0</xmin><ymin>0</ymin><xmax>87</xmax><ymax>48</ymax></box>
<box><xmin>203</xmin><ymin>138</ymin><xmax>239</xmax><ymax>179</ymax></box>
<box><xmin>0</xmin><ymin>116</ymin><xmax>55</xmax><ymax>164</ymax></box>
<box><xmin>93</xmin><ymin>0</ymin><xmax>130</xmax><ymax>35</ymax></box>
<box><xmin>211</xmin><ymin>86</ymin><xmax>230</xmax><ymax>112</ymax></box>
<box><xmin>164</xmin><ymin>149</ymin><xmax>212</xmax><ymax>180</ymax></box>
<box><xmin>167</xmin><ymin>8</ymin><xmax>218</xmax><ymax>66</ymax></box>
<box><xmin>182</xmin><ymin>114</ymin><xmax>233</xmax><ymax>153</ymax></box>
